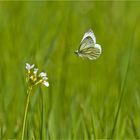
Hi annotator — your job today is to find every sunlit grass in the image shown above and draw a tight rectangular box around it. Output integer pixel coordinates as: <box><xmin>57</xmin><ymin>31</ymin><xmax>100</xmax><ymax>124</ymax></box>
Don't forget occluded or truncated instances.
<box><xmin>0</xmin><ymin>1</ymin><xmax>140</xmax><ymax>139</ymax></box>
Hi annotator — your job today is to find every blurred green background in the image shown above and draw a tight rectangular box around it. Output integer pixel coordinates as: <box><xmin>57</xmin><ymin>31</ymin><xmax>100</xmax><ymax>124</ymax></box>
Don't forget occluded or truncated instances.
<box><xmin>0</xmin><ymin>1</ymin><xmax>140</xmax><ymax>139</ymax></box>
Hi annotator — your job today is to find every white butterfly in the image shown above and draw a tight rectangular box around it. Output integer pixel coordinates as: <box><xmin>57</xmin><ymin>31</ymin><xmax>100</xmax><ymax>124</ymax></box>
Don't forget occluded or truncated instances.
<box><xmin>75</xmin><ymin>29</ymin><xmax>102</xmax><ymax>60</ymax></box>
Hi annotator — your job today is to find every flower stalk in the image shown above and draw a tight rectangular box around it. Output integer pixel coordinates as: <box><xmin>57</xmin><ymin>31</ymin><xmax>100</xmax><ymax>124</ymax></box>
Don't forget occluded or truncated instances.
<box><xmin>21</xmin><ymin>86</ymin><xmax>32</xmax><ymax>140</ymax></box>
<box><xmin>21</xmin><ymin>63</ymin><xmax>49</xmax><ymax>139</ymax></box>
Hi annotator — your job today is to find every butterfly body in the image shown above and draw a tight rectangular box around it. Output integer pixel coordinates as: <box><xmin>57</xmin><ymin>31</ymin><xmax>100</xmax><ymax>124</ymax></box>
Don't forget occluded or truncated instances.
<box><xmin>75</xmin><ymin>29</ymin><xmax>102</xmax><ymax>60</ymax></box>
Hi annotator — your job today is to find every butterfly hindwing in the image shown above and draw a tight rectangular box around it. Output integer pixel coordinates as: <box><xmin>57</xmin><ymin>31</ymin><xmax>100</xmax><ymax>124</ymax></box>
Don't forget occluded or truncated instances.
<box><xmin>80</xmin><ymin>46</ymin><xmax>101</xmax><ymax>60</ymax></box>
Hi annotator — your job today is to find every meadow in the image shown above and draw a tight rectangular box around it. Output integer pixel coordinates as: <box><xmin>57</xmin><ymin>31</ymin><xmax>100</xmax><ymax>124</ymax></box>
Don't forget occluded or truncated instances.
<box><xmin>0</xmin><ymin>1</ymin><xmax>140</xmax><ymax>139</ymax></box>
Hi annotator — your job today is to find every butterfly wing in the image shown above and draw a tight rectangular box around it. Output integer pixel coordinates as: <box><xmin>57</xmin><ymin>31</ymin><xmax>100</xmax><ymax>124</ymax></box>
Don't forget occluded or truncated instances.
<box><xmin>79</xmin><ymin>29</ymin><xmax>96</xmax><ymax>51</ymax></box>
<box><xmin>80</xmin><ymin>44</ymin><xmax>102</xmax><ymax>60</ymax></box>
<box><xmin>81</xmin><ymin>29</ymin><xmax>96</xmax><ymax>44</ymax></box>
<box><xmin>75</xmin><ymin>29</ymin><xmax>102</xmax><ymax>60</ymax></box>
<box><xmin>79</xmin><ymin>36</ymin><xmax>94</xmax><ymax>51</ymax></box>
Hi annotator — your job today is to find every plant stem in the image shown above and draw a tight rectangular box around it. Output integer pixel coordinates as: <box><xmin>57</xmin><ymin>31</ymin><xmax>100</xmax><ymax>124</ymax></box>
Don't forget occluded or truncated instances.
<box><xmin>21</xmin><ymin>86</ymin><xmax>32</xmax><ymax>140</ymax></box>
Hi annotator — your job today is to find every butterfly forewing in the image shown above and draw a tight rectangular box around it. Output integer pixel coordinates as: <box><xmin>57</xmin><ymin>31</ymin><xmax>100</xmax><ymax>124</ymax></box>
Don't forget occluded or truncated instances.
<box><xmin>81</xmin><ymin>29</ymin><xmax>96</xmax><ymax>44</ymax></box>
<box><xmin>79</xmin><ymin>36</ymin><xmax>94</xmax><ymax>51</ymax></box>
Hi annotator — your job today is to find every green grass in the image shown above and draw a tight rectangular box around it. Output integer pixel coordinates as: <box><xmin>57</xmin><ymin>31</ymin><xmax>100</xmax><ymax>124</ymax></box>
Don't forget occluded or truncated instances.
<box><xmin>0</xmin><ymin>1</ymin><xmax>140</xmax><ymax>139</ymax></box>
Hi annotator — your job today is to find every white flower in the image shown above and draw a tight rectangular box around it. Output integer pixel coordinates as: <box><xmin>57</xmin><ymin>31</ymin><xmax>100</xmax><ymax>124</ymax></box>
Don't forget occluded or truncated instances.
<box><xmin>42</xmin><ymin>76</ymin><xmax>48</xmax><ymax>80</ymax></box>
<box><xmin>30</xmin><ymin>75</ymin><xmax>34</xmax><ymax>80</ymax></box>
<box><xmin>39</xmin><ymin>72</ymin><xmax>49</xmax><ymax>87</ymax></box>
<box><xmin>26</xmin><ymin>63</ymin><xmax>34</xmax><ymax>70</ymax></box>
<box><xmin>39</xmin><ymin>72</ymin><xmax>47</xmax><ymax>77</ymax></box>
<box><xmin>43</xmin><ymin>81</ymin><xmax>49</xmax><ymax>87</ymax></box>
<box><xmin>25</xmin><ymin>63</ymin><xmax>49</xmax><ymax>88</ymax></box>
<box><xmin>33</xmin><ymin>68</ymin><xmax>38</xmax><ymax>74</ymax></box>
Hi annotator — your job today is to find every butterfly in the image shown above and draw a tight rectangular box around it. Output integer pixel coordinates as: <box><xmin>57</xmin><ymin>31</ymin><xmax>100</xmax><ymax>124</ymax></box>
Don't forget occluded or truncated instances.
<box><xmin>75</xmin><ymin>29</ymin><xmax>102</xmax><ymax>60</ymax></box>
